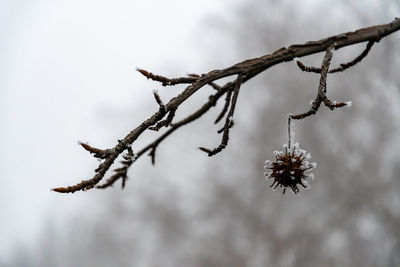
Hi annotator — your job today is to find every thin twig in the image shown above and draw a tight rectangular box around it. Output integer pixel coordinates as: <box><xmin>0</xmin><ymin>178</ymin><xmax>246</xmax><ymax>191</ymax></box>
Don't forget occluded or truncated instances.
<box><xmin>291</xmin><ymin>44</ymin><xmax>334</xmax><ymax>120</ymax></box>
<box><xmin>137</xmin><ymin>68</ymin><xmax>197</xmax><ymax>86</ymax></box>
<box><xmin>52</xmin><ymin>19</ymin><xmax>400</xmax><ymax>193</ymax></box>
<box><xmin>188</xmin><ymin>73</ymin><xmax>222</xmax><ymax>91</ymax></box>
<box><xmin>79</xmin><ymin>142</ymin><xmax>112</xmax><ymax>159</ymax></box>
<box><xmin>215</xmin><ymin>88</ymin><xmax>233</xmax><ymax>123</ymax></box>
<box><xmin>96</xmin><ymin>147</ymin><xmax>135</xmax><ymax>189</ymax></box>
<box><xmin>295</xmin><ymin>41</ymin><xmax>375</xmax><ymax>74</ymax></box>
<box><xmin>295</xmin><ymin>60</ymin><xmax>322</xmax><ymax>73</ymax></box>
<box><xmin>149</xmin><ymin>108</ymin><xmax>177</xmax><ymax>131</ymax></box>
<box><xmin>291</xmin><ymin>43</ymin><xmax>355</xmax><ymax>120</ymax></box>
<box><xmin>199</xmin><ymin>74</ymin><xmax>243</xmax><ymax>156</ymax></box>
<box><xmin>288</xmin><ymin>115</ymin><xmax>292</xmax><ymax>149</ymax></box>
<box><xmin>330</xmin><ymin>40</ymin><xmax>375</xmax><ymax>73</ymax></box>
<box><xmin>136</xmin><ymin>82</ymin><xmax>231</xmax><ymax>164</ymax></box>
<box><xmin>152</xmin><ymin>89</ymin><xmax>166</xmax><ymax>111</ymax></box>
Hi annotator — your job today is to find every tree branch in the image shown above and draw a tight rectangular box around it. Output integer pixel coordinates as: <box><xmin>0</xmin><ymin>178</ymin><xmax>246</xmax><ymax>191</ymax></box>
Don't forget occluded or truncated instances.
<box><xmin>53</xmin><ymin>18</ymin><xmax>400</xmax><ymax>193</ymax></box>
<box><xmin>199</xmin><ymin>74</ymin><xmax>243</xmax><ymax>156</ymax></box>
<box><xmin>295</xmin><ymin>40</ymin><xmax>375</xmax><ymax>73</ymax></box>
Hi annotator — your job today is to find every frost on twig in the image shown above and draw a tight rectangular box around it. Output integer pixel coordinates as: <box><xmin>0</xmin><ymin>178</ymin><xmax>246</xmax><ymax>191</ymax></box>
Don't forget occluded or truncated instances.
<box><xmin>199</xmin><ymin>74</ymin><xmax>243</xmax><ymax>156</ymax></box>
<box><xmin>137</xmin><ymin>68</ymin><xmax>197</xmax><ymax>86</ymax></box>
<box><xmin>96</xmin><ymin>147</ymin><xmax>136</xmax><ymax>189</ymax></box>
<box><xmin>151</xmin><ymin>89</ymin><xmax>166</xmax><ymax>111</ymax></box>
<box><xmin>78</xmin><ymin>142</ymin><xmax>112</xmax><ymax>159</ymax></box>
<box><xmin>214</xmin><ymin>88</ymin><xmax>233</xmax><ymax>124</ymax></box>
<box><xmin>295</xmin><ymin>41</ymin><xmax>375</xmax><ymax>74</ymax></box>
<box><xmin>51</xmin><ymin>19</ymin><xmax>400</xmax><ymax>193</ymax></box>
<box><xmin>291</xmin><ymin>44</ymin><xmax>353</xmax><ymax>120</ymax></box>
<box><xmin>265</xmin><ymin>41</ymin><xmax>357</xmax><ymax>194</ymax></box>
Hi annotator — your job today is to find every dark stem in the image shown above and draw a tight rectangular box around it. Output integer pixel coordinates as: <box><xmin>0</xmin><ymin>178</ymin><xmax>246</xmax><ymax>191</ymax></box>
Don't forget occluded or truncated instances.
<box><xmin>288</xmin><ymin>115</ymin><xmax>292</xmax><ymax>149</ymax></box>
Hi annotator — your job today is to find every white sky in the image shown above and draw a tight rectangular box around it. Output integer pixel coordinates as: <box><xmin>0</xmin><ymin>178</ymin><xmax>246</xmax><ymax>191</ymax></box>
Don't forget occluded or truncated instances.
<box><xmin>1</xmin><ymin>0</ymin><xmax>398</xmax><ymax>263</ymax></box>
<box><xmin>0</xmin><ymin>0</ymin><xmax>238</xmax><ymax>259</ymax></box>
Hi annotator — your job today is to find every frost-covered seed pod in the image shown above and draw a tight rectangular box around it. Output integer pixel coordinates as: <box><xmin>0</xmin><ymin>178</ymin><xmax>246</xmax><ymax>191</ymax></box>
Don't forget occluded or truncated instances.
<box><xmin>264</xmin><ymin>143</ymin><xmax>317</xmax><ymax>194</ymax></box>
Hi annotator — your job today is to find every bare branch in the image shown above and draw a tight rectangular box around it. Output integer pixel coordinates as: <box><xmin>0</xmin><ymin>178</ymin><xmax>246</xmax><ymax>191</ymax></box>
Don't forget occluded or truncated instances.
<box><xmin>188</xmin><ymin>73</ymin><xmax>222</xmax><ymax>91</ymax></box>
<box><xmin>152</xmin><ymin>89</ymin><xmax>165</xmax><ymax>110</ymax></box>
<box><xmin>291</xmin><ymin>44</ymin><xmax>353</xmax><ymax>120</ymax></box>
<box><xmin>53</xmin><ymin>18</ymin><xmax>400</xmax><ymax>193</ymax></box>
<box><xmin>295</xmin><ymin>40</ymin><xmax>375</xmax><ymax>74</ymax></box>
<box><xmin>149</xmin><ymin>108</ymin><xmax>176</xmax><ymax>131</ymax></box>
<box><xmin>96</xmin><ymin>147</ymin><xmax>135</xmax><ymax>189</ymax></box>
<box><xmin>329</xmin><ymin>40</ymin><xmax>374</xmax><ymax>73</ymax></box>
<box><xmin>78</xmin><ymin>142</ymin><xmax>112</xmax><ymax>159</ymax></box>
<box><xmin>291</xmin><ymin>44</ymin><xmax>335</xmax><ymax>119</ymax></box>
<box><xmin>295</xmin><ymin>60</ymin><xmax>322</xmax><ymax>73</ymax></box>
<box><xmin>136</xmin><ymin>82</ymin><xmax>233</xmax><ymax>165</ymax></box>
<box><xmin>199</xmin><ymin>74</ymin><xmax>243</xmax><ymax>156</ymax></box>
<box><xmin>137</xmin><ymin>68</ymin><xmax>197</xmax><ymax>86</ymax></box>
<box><xmin>215</xmin><ymin>88</ymin><xmax>233</xmax><ymax>124</ymax></box>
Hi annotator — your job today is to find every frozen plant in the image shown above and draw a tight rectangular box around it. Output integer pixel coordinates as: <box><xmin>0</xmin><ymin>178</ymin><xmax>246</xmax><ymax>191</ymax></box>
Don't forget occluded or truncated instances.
<box><xmin>265</xmin><ymin>116</ymin><xmax>317</xmax><ymax>194</ymax></box>
<box><xmin>265</xmin><ymin>142</ymin><xmax>316</xmax><ymax>194</ymax></box>
<box><xmin>50</xmin><ymin>20</ymin><xmax>400</xmax><ymax>194</ymax></box>
<box><xmin>263</xmin><ymin>40</ymin><xmax>359</xmax><ymax>195</ymax></box>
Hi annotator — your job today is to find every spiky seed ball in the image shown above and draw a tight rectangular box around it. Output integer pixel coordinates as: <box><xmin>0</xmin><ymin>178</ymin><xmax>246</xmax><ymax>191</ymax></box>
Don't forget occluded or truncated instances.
<box><xmin>265</xmin><ymin>143</ymin><xmax>316</xmax><ymax>194</ymax></box>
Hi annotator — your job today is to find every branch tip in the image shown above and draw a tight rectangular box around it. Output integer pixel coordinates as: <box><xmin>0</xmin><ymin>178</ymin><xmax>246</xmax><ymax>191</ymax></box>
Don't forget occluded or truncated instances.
<box><xmin>79</xmin><ymin>142</ymin><xmax>110</xmax><ymax>159</ymax></box>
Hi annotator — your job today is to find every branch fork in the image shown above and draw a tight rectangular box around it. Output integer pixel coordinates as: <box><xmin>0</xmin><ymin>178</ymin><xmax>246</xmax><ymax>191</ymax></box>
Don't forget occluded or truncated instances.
<box><xmin>291</xmin><ymin>44</ymin><xmax>353</xmax><ymax>120</ymax></box>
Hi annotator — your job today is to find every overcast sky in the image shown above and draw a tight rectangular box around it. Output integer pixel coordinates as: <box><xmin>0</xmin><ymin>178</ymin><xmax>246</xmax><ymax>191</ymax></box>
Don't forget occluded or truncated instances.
<box><xmin>0</xmin><ymin>0</ymin><xmax>240</xmax><ymax>260</ymax></box>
